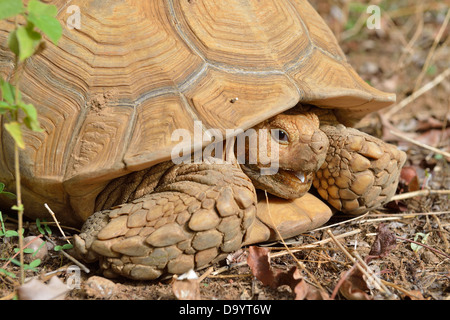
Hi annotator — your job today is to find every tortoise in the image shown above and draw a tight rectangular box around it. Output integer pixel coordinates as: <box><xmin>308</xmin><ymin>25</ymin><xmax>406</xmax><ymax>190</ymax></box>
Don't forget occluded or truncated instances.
<box><xmin>0</xmin><ymin>0</ymin><xmax>406</xmax><ymax>280</ymax></box>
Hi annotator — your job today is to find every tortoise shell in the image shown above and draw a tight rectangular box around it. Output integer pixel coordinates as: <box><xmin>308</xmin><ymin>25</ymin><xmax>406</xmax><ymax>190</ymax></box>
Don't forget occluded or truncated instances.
<box><xmin>0</xmin><ymin>0</ymin><xmax>395</xmax><ymax>226</ymax></box>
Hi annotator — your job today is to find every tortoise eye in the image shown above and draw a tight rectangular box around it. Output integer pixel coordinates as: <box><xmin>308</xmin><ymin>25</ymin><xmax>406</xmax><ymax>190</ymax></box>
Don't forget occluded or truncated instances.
<box><xmin>271</xmin><ymin>129</ymin><xmax>289</xmax><ymax>143</ymax></box>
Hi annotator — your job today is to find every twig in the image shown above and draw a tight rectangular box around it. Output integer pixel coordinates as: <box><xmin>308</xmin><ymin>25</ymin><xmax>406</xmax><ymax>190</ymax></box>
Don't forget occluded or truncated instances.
<box><xmin>359</xmin><ymin>217</ymin><xmax>404</xmax><ymax>224</ymax></box>
<box><xmin>389</xmin><ymin>129</ymin><xmax>450</xmax><ymax>159</ymax></box>
<box><xmin>390</xmin><ymin>189</ymin><xmax>450</xmax><ymax>201</ymax></box>
<box><xmin>271</xmin><ymin>229</ymin><xmax>362</xmax><ymax>255</ymax></box>
<box><xmin>198</xmin><ymin>267</ymin><xmax>214</xmax><ymax>282</ymax></box>
<box><xmin>367</xmin><ymin>211</ymin><xmax>450</xmax><ymax>217</ymax></box>
<box><xmin>330</xmin><ymin>264</ymin><xmax>355</xmax><ymax>300</ymax></box>
<box><xmin>0</xmin><ymin>234</ymin><xmax>43</xmax><ymax>270</ymax></box>
<box><xmin>395</xmin><ymin>2</ymin><xmax>424</xmax><ymax>72</ymax></box>
<box><xmin>326</xmin><ymin>230</ymin><xmax>394</xmax><ymax>298</ymax></box>
<box><xmin>384</xmin><ymin>68</ymin><xmax>450</xmax><ymax>117</ymax></box>
<box><xmin>360</xmin><ymin>210</ymin><xmax>450</xmax><ymax>224</ymax></box>
<box><xmin>264</xmin><ymin>191</ymin><xmax>325</xmax><ymax>292</ymax></box>
<box><xmin>43</xmin><ymin>235</ymin><xmax>90</xmax><ymax>274</ymax></box>
<box><xmin>44</xmin><ymin>203</ymin><xmax>70</xmax><ymax>244</ymax></box>
<box><xmin>379</xmin><ymin>279</ymin><xmax>423</xmax><ymax>300</ymax></box>
<box><xmin>395</xmin><ymin>236</ymin><xmax>450</xmax><ymax>260</ymax></box>
<box><xmin>413</xmin><ymin>8</ymin><xmax>450</xmax><ymax>92</ymax></box>
<box><xmin>433</xmin><ymin>215</ymin><xmax>449</xmax><ymax>253</ymax></box>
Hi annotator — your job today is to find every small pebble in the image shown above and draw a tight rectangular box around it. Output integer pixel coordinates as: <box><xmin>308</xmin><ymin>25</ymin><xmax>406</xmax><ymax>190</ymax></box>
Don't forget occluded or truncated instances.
<box><xmin>23</xmin><ymin>236</ymin><xmax>48</xmax><ymax>263</ymax></box>
<box><xmin>83</xmin><ymin>276</ymin><xmax>117</xmax><ymax>299</ymax></box>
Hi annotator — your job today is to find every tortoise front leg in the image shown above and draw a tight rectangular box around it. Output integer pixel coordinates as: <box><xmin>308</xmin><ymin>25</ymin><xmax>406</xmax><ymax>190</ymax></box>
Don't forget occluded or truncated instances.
<box><xmin>313</xmin><ymin>124</ymin><xmax>407</xmax><ymax>215</ymax></box>
<box><xmin>74</xmin><ymin>162</ymin><xmax>257</xmax><ymax>280</ymax></box>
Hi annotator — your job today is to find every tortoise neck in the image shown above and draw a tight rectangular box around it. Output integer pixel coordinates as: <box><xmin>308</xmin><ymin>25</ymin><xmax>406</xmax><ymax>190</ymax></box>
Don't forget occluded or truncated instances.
<box><xmin>94</xmin><ymin>161</ymin><xmax>176</xmax><ymax>211</ymax></box>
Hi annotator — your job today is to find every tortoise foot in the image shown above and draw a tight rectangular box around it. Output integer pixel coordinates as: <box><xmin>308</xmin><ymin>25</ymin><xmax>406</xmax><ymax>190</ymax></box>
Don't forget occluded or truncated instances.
<box><xmin>314</xmin><ymin>124</ymin><xmax>406</xmax><ymax>215</ymax></box>
<box><xmin>73</xmin><ymin>163</ymin><xmax>257</xmax><ymax>280</ymax></box>
<box><xmin>244</xmin><ymin>192</ymin><xmax>333</xmax><ymax>245</ymax></box>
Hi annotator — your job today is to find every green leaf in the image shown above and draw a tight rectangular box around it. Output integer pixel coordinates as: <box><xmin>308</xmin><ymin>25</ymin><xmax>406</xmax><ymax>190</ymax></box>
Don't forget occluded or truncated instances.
<box><xmin>37</xmin><ymin>219</ymin><xmax>52</xmax><ymax>235</ymax></box>
<box><xmin>12</xmin><ymin>204</ymin><xmax>25</xmax><ymax>212</ymax></box>
<box><xmin>19</xmin><ymin>102</ymin><xmax>42</xmax><ymax>132</ymax></box>
<box><xmin>7</xmin><ymin>28</ymin><xmax>20</xmax><ymax>57</ymax></box>
<box><xmin>10</xmin><ymin>24</ymin><xmax>42</xmax><ymax>62</ymax></box>
<box><xmin>32</xmin><ymin>241</ymin><xmax>46</xmax><ymax>257</ymax></box>
<box><xmin>62</xmin><ymin>243</ymin><xmax>73</xmax><ymax>250</ymax></box>
<box><xmin>411</xmin><ymin>232</ymin><xmax>430</xmax><ymax>252</ymax></box>
<box><xmin>44</xmin><ymin>222</ymin><xmax>52</xmax><ymax>235</ymax></box>
<box><xmin>36</xmin><ymin>218</ymin><xmax>45</xmax><ymax>234</ymax></box>
<box><xmin>0</xmin><ymin>101</ymin><xmax>17</xmax><ymax>115</ymax></box>
<box><xmin>54</xmin><ymin>243</ymin><xmax>73</xmax><ymax>251</ymax></box>
<box><xmin>0</xmin><ymin>182</ymin><xmax>16</xmax><ymax>199</ymax></box>
<box><xmin>0</xmin><ymin>211</ymin><xmax>5</xmax><ymax>235</ymax></box>
<box><xmin>5</xmin><ymin>230</ymin><xmax>19</xmax><ymax>237</ymax></box>
<box><xmin>0</xmin><ymin>268</ymin><xmax>16</xmax><ymax>278</ymax></box>
<box><xmin>9</xmin><ymin>258</ymin><xmax>21</xmax><ymax>266</ymax></box>
<box><xmin>27</xmin><ymin>0</ymin><xmax>62</xmax><ymax>45</ymax></box>
<box><xmin>27</xmin><ymin>258</ymin><xmax>41</xmax><ymax>269</ymax></box>
<box><xmin>0</xmin><ymin>78</ymin><xmax>16</xmax><ymax>104</ymax></box>
<box><xmin>0</xmin><ymin>0</ymin><xmax>24</xmax><ymax>20</ymax></box>
<box><xmin>14</xmin><ymin>247</ymin><xmax>34</xmax><ymax>253</ymax></box>
<box><xmin>5</xmin><ymin>121</ymin><xmax>25</xmax><ymax>149</ymax></box>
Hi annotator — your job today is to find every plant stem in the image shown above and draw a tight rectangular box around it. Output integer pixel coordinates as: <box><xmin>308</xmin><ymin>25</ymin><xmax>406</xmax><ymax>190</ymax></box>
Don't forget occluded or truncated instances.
<box><xmin>13</xmin><ymin>59</ymin><xmax>24</xmax><ymax>285</ymax></box>
<box><xmin>14</xmin><ymin>137</ymin><xmax>24</xmax><ymax>285</ymax></box>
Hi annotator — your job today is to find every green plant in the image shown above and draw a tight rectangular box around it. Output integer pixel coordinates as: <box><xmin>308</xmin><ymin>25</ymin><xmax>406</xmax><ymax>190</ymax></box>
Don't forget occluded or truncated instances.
<box><xmin>0</xmin><ymin>211</ymin><xmax>48</xmax><ymax>278</ymax></box>
<box><xmin>0</xmin><ymin>0</ymin><xmax>62</xmax><ymax>284</ymax></box>
<box><xmin>0</xmin><ymin>183</ymin><xmax>16</xmax><ymax>200</ymax></box>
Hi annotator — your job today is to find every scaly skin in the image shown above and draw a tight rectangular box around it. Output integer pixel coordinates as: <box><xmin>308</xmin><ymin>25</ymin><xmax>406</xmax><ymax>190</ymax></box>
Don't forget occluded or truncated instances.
<box><xmin>73</xmin><ymin>107</ymin><xmax>406</xmax><ymax>280</ymax></box>
<box><xmin>313</xmin><ymin>124</ymin><xmax>407</xmax><ymax>215</ymax></box>
<box><xmin>74</xmin><ymin>110</ymin><xmax>329</xmax><ymax>279</ymax></box>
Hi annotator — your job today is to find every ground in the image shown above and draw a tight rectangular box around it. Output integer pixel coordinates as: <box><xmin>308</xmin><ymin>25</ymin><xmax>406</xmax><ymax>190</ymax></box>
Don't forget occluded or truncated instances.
<box><xmin>1</xmin><ymin>0</ymin><xmax>449</xmax><ymax>301</ymax></box>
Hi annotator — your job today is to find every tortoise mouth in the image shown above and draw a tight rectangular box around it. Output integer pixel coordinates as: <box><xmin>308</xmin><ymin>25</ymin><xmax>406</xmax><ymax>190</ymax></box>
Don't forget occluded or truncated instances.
<box><xmin>278</xmin><ymin>169</ymin><xmax>313</xmax><ymax>186</ymax></box>
<box><xmin>276</xmin><ymin>169</ymin><xmax>314</xmax><ymax>196</ymax></box>
<box><xmin>241</xmin><ymin>164</ymin><xmax>314</xmax><ymax>199</ymax></box>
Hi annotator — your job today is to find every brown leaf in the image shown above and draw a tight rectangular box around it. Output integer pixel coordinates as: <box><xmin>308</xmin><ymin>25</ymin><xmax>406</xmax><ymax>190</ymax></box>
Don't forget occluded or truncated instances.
<box><xmin>294</xmin><ymin>276</ymin><xmax>329</xmax><ymax>300</ymax></box>
<box><xmin>247</xmin><ymin>246</ymin><xmax>299</xmax><ymax>289</ymax></box>
<box><xmin>247</xmin><ymin>246</ymin><xmax>330</xmax><ymax>300</ymax></box>
<box><xmin>400</xmin><ymin>166</ymin><xmax>420</xmax><ymax>192</ymax></box>
<box><xmin>339</xmin><ymin>267</ymin><xmax>373</xmax><ymax>300</ymax></box>
<box><xmin>247</xmin><ymin>246</ymin><xmax>276</xmax><ymax>287</ymax></box>
<box><xmin>368</xmin><ymin>224</ymin><xmax>397</xmax><ymax>261</ymax></box>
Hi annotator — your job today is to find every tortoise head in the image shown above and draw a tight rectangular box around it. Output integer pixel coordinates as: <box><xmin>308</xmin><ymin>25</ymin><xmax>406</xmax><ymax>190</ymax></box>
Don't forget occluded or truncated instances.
<box><xmin>239</xmin><ymin>109</ymin><xmax>329</xmax><ymax>199</ymax></box>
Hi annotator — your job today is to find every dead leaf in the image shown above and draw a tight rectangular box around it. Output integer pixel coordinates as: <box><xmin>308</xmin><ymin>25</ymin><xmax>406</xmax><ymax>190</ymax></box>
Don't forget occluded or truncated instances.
<box><xmin>400</xmin><ymin>166</ymin><xmax>420</xmax><ymax>192</ymax></box>
<box><xmin>294</xmin><ymin>276</ymin><xmax>329</xmax><ymax>300</ymax></box>
<box><xmin>17</xmin><ymin>277</ymin><xmax>69</xmax><ymax>300</ymax></box>
<box><xmin>247</xmin><ymin>246</ymin><xmax>276</xmax><ymax>287</ymax></box>
<box><xmin>339</xmin><ymin>267</ymin><xmax>373</xmax><ymax>300</ymax></box>
<box><xmin>247</xmin><ymin>246</ymin><xmax>329</xmax><ymax>300</ymax></box>
<box><xmin>367</xmin><ymin>224</ymin><xmax>397</xmax><ymax>261</ymax></box>
<box><xmin>416</xmin><ymin>128</ymin><xmax>450</xmax><ymax>148</ymax></box>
